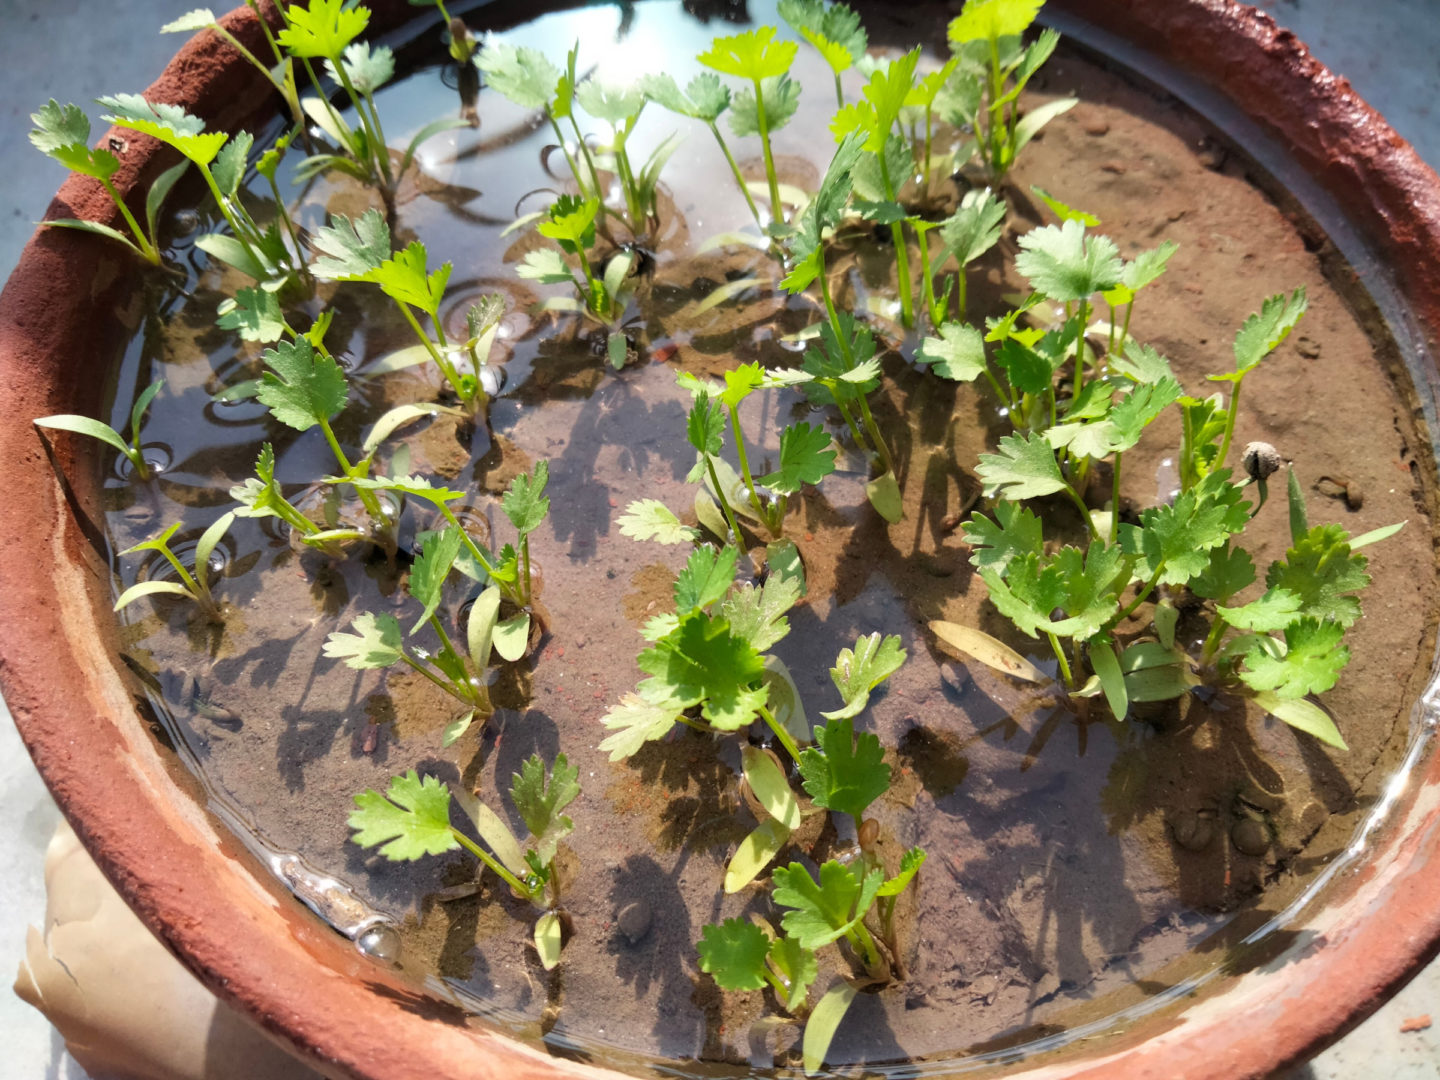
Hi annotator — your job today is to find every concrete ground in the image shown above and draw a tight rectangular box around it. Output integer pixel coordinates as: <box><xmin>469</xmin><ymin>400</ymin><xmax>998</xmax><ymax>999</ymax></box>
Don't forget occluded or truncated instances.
<box><xmin>0</xmin><ymin>0</ymin><xmax>1436</xmax><ymax>1076</ymax></box>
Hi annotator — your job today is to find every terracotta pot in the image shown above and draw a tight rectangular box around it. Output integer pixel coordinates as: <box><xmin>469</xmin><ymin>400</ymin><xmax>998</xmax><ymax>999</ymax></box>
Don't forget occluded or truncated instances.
<box><xmin>2</xmin><ymin>2</ymin><xmax>1438</xmax><ymax>1078</ymax></box>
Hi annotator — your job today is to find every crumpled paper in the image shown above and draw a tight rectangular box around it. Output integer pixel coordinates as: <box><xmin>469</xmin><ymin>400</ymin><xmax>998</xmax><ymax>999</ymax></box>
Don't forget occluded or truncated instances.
<box><xmin>14</xmin><ymin>820</ymin><xmax>323</xmax><ymax>1080</ymax></box>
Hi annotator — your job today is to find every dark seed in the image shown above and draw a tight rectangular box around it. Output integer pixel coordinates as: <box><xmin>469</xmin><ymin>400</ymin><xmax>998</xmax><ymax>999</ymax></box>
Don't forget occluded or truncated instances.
<box><xmin>1170</xmin><ymin>811</ymin><xmax>1214</xmax><ymax>852</ymax></box>
<box><xmin>617</xmin><ymin>899</ymin><xmax>651</xmax><ymax>944</ymax></box>
<box><xmin>1231</xmin><ymin>817</ymin><xmax>1269</xmax><ymax>856</ymax></box>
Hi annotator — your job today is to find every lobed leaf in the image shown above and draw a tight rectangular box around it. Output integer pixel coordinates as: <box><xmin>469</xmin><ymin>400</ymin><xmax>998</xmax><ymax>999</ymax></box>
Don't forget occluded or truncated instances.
<box><xmin>697</xmin><ymin>27</ymin><xmax>798</xmax><ymax>82</ymax></box>
<box><xmin>324</xmin><ymin>612</ymin><xmax>405</xmax><ymax>669</ymax></box>
<box><xmin>697</xmin><ymin>918</ymin><xmax>770</xmax><ymax>991</ymax></box>
<box><xmin>759</xmin><ymin>422</ymin><xmax>837</xmax><ymax>495</ymax></box>
<box><xmin>510</xmin><ymin>752</ymin><xmax>580</xmax><ymax>866</ymax></box>
<box><xmin>823</xmin><ymin>633</ymin><xmax>906</xmax><ymax>721</ymax></box>
<box><xmin>799</xmin><ymin>715</ymin><xmax>891</xmax><ymax>814</ymax></box>
<box><xmin>1239</xmin><ymin>617</ymin><xmax>1349</xmax><ymax>700</ymax></box>
<box><xmin>348</xmin><ymin>771</ymin><xmax>456</xmax><ymax>861</ymax></box>
<box><xmin>675</xmin><ymin>544</ymin><xmax>739</xmax><ymax>613</ymax></box>
<box><xmin>599</xmin><ymin>692</ymin><xmax>685</xmax><ymax>760</ymax></box>
<box><xmin>1014</xmin><ymin>219</ymin><xmax>1123</xmax><ymax>303</ymax></box>
<box><xmin>637</xmin><ymin>612</ymin><xmax>767</xmax><ymax>731</ymax></box>
<box><xmin>257</xmin><ymin>335</ymin><xmax>349</xmax><ymax>431</ymax></box>
<box><xmin>475</xmin><ymin>40</ymin><xmax>561</xmax><ymax>111</ymax></box>
<box><xmin>277</xmin><ymin>0</ymin><xmax>370</xmax><ymax>60</ymax></box>
<box><xmin>976</xmin><ymin>431</ymin><xmax>1067</xmax><ymax>500</ymax></box>
<box><xmin>618</xmin><ymin>499</ymin><xmax>699</xmax><ymax>545</ymax></box>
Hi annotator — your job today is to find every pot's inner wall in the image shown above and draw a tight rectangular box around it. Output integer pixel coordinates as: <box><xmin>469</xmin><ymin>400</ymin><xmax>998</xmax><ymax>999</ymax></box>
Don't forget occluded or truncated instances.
<box><xmin>93</xmin><ymin>0</ymin><xmax>1438</xmax><ymax>1073</ymax></box>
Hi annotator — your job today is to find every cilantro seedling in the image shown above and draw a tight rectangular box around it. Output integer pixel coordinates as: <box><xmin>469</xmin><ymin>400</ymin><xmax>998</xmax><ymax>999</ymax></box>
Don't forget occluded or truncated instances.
<box><xmin>698</xmin><ymin>27</ymin><xmax>799</xmax><ymax>227</ymax></box>
<box><xmin>575</xmin><ymin>76</ymin><xmax>681</xmax><ymax>239</ymax></box>
<box><xmin>831</xmin><ymin>48</ymin><xmax>922</xmax><ymax>326</ymax></box>
<box><xmin>28</xmin><ymin>101</ymin><xmax>186</xmax><ymax>266</ymax></box>
<box><xmin>642</xmin><ymin>72</ymin><xmax>763</xmax><ymax>231</ymax></box>
<box><xmin>599</xmin><ymin>544</ymin><xmax>807</xmax><ymax>760</ymax></box>
<box><xmin>230</xmin><ymin>442</ymin><xmax>366</xmax><ymax>550</ymax></box>
<box><xmin>349</xmin><ymin>755</ymin><xmax>579</xmax><ymax>968</ymax></box>
<box><xmin>477</xmin><ymin>40</ymin><xmax>607</xmax><ymax>226</ymax></box>
<box><xmin>944</xmin><ymin>0</ymin><xmax>1074</xmax><ymax>184</ymax></box>
<box><xmin>114</xmin><ymin>512</ymin><xmax>236</xmax><ymax>622</ymax></box>
<box><xmin>35</xmin><ymin>378</ymin><xmax>164</xmax><ymax>482</ymax></box>
<box><xmin>99</xmin><ymin>95</ymin><xmax>295</xmax><ymax>283</ymax></box>
<box><xmin>520</xmin><ymin>195</ymin><xmax>638</xmax><ymax>340</ymax></box>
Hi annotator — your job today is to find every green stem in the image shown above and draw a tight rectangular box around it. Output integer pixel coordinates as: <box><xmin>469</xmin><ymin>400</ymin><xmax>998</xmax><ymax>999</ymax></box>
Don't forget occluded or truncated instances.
<box><xmin>924</xmin><ymin>107</ymin><xmax>934</xmax><ymax>184</ymax></box>
<box><xmin>395</xmin><ymin>302</ymin><xmax>466</xmax><ymax>398</ymax></box>
<box><xmin>986</xmin><ymin>36</ymin><xmax>1006</xmax><ymax>173</ymax></box>
<box><xmin>271</xmin><ymin>489</ymin><xmax>321</xmax><ymax>536</ymax></box>
<box><xmin>849</xmin><ymin>919</ymin><xmax>883</xmax><ymax>973</ymax></box>
<box><xmin>401</xmin><ymin>650</ymin><xmax>464</xmax><ymax>697</ymax></box>
<box><xmin>980</xmin><ymin>365</ymin><xmax>1008</xmax><ymax>409</ymax></box>
<box><xmin>1062</xmin><ymin>481</ymin><xmax>1099</xmax><ymax>541</ymax></box>
<box><xmin>750</xmin><ymin>76</ymin><xmax>783</xmax><ymax>224</ymax></box>
<box><xmin>265</xmin><ymin>170</ymin><xmax>307</xmax><ymax>270</ymax></box>
<box><xmin>1115</xmin><ymin>301</ymin><xmax>1135</xmax><ymax>358</ymax></box>
<box><xmin>726</xmin><ymin>406</ymin><xmax>768</xmax><ymax>523</ymax></box>
<box><xmin>437</xmin><ymin>505</ymin><xmax>499</xmax><ymax>580</ymax></box>
<box><xmin>1214</xmin><ymin>378</ymin><xmax>1245</xmax><ymax>479</ymax></box>
<box><xmin>703</xmin><ymin>454</ymin><xmax>745</xmax><ymax>549</ymax></box>
<box><xmin>1046</xmin><ymin>631</ymin><xmax>1074</xmax><ymax>688</ymax></box>
<box><xmin>318</xmin><ymin>417</ymin><xmax>386</xmax><ymax>523</ymax></box>
<box><xmin>855</xmin><ymin>394</ymin><xmax>895</xmax><ymax>476</ymax></box>
<box><xmin>567</xmin><ymin>114</ymin><xmax>608</xmax><ymax>230</ymax></box>
<box><xmin>195</xmin><ymin>163</ymin><xmax>265</xmax><ymax>271</ymax></box>
<box><xmin>1110</xmin><ymin>451</ymin><xmax>1122</xmax><ymax>545</ymax></box>
<box><xmin>1072</xmin><ymin>298</ymin><xmax>1089</xmax><ymax>403</ymax></box>
<box><xmin>876</xmin><ymin>153</ymin><xmax>913</xmax><ymax>328</ymax></box>
<box><xmin>450</xmin><ymin>827</ymin><xmax>533</xmax><ymax>898</ymax></box>
<box><xmin>957</xmin><ymin>269</ymin><xmax>968</xmax><ymax>323</ymax></box>
<box><xmin>520</xmin><ymin>534</ymin><xmax>533</xmax><ymax>607</ymax></box>
<box><xmin>612</xmin><ymin>134</ymin><xmax>644</xmax><ymax>233</ymax></box>
<box><xmin>1113</xmin><ymin>565</ymin><xmax>1165</xmax><ymax>626</ymax></box>
<box><xmin>427</xmin><ymin>613</ymin><xmax>482</xmax><ymax>708</ymax></box>
<box><xmin>708</xmin><ymin>122</ymin><xmax>763</xmax><ymax>231</ymax></box>
<box><xmin>213</xmin><ymin>24</ymin><xmax>288</xmax><ymax>98</ymax></box>
<box><xmin>547</xmin><ymin>115</ymin><xmax>589</xmax><ymax>201</ymax></box>
<box><xmin>332</xmin><ymin>60</ymin><xmax>393</xmax><ymax>189</ymax></box>
<box><xmin>915</xmin><ymin>226</ymin><xmax>939</xmax><ymax>328</ymax></box>
<box><xmin>98</xmin><ymin>177</ymin><xmax>159</xmax><ymax>263</ymax></box>
<box><xmin>1201</xmin><ymin>615</ymin><xmax>1229</xmax><ymax>665</ymax></box>
<box><xmin>833</xmin><ymin>69</ymin><xmax>844</xmax><ymax>109</ymax></box>
<box><xmin>758</xmin><ymin>704</ymin><xmax>802</xmax><ymax>763</ymax></box>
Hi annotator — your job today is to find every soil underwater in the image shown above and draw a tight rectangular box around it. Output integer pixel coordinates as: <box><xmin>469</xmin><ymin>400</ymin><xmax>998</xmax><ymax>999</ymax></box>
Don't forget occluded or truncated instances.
<box><xmin>92</xmin><ymin>0</ymin><xmax>1439</xmax><ymax>1071</ymax></box>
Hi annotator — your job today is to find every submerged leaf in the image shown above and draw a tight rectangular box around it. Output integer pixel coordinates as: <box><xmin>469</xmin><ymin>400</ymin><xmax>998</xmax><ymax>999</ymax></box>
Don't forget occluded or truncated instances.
<box><xmin>348</xmin><ymin>771</ymin><xmax>456</xmax><ymax>861</ymax></box>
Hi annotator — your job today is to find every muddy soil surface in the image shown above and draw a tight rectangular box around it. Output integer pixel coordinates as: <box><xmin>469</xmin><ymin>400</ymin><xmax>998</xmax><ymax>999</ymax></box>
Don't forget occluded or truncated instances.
<box><xmin>101</xmin><ymin>1</ymin><xmax>1437</xmax><ymax>1072</ymax></box>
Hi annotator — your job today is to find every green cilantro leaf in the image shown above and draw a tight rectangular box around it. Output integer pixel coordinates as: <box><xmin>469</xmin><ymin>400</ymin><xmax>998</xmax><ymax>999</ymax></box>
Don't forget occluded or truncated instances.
<box><xmin>641</xmin><ymin>72</ymin><xmax>731</xmax><ymax>122</ymax></box>
<box><xmin>729</xmin><ymin>75</ymin><xmax>801</xmax><ymax>137</ymax></box>
<box><xmin>1239</xmin><ymin>617</ymin><xmax>1348</xmax><ymax>700</ymax></box>
<box><xmin>697</xmin><ymin>27</ymin><xmax>798</xmax><ymax>82</ymax></box>
<box><xmin>310</xmin><ymin>209</ymin><xmax>391</xmax><ymax>279</ymax></box>
<box><xmin>216</xmin><ymin>286</ymin><xmax>286</xmax><ymax>343</ymax></box>
<box><xmin>823</xmin><ymin>634</ymin><xmax>906</xmax><ymax>721</ymax></box>
<box><xmin>510</xmin><ymin>752</ymin><xmax>580</xmax><ymax>865</ymax></box>
<box><xmin>1265</xmin><ymin>523</ymin><xmax>1370</xmax><ymax>627</ymax></box>
<box><xmin>800</xmin><ymin>714</ymin><xmax>891</xmax><ymax>813</ymax></box>
<box><xmin>29</xmin><ymin>101</ymin><xmax>118</xmax><ymax>180</ymax></box>
<box><xmin>160</xmin><ymin>9</ymin><xmax>219</xmax><ymax>33</ymax></box>
<box><xmin>618</xmin><ymin>499</ymin><xmax>700</xmax><ymax>545</ymax></box>
<box><xmin>517</xmin><ymin>248</ymin><xmax>577</xmax><ymax>285</ymax></box>
<box><xmin>1119</xmin><ymin>470</ymin><xmax>1249</xmax><ymax>587</ymax></box>
<box><xmin>503</xmin><ymin>460</ymin><xmax>550</xmax><ymax>536</ymax></box>
<box><xmin>277</xmin><ymin>0</ymin><xmax>370</xmax><ymax>60</ymax></box>
<box><xmin>948</xmin><ymin>0</ymin><xmax>1044</xmax><ymax>43</ymax></box>
<box><xmin>348</xmin><ymin>771</ymin><xmax>457</xmax><ymax>861</ymax></box>
<box><xmin>976</xmin><ymin>431</ymin><xmax>1067</xmax><ymax>500</ymax></box>
<box><xmin>772</xmin><ymin>860</ymin><xmax>883</xmax><ymax>949</ymax></box>
<box><xmin>475</xmin><ymin>41</ymin><xmax>561</xmax><ymax>111</ymax></box>
<box><xmin>1044</xmin><ymin>543</ymin><xmax>1125</xmax><ymax>640</ymax></box>
<box><xmin>697</xmin><ymin>918</ymin><xmax>770</xmax><ymax>991</ymax></box>
<box><xmin>1014</xmin><ymin>220</ymin><xmax>1123</xmax><ymax>302</ymax></box>
<box><xmin>599</xmin><ymin>692</ymin><xmax>685</xmax><ymax>760</ymax></box>
<box><xmin>326</xmin><ymin>40</ymin><xmax>395</xmax><ymax>95</ymax></box>
<box><xmin>962</xmin><ymin>502</ymin><xmax>1044</xmax><ymax>572</ymax></box>
<box><xmin>256</xmin><ymin>335</ymin><xmax>349</xmax><ymax>431</ymax></box>
<box><xmin>779</xmin><ymin>0</ymin><xmax>868</xmax><ymax>72</ymax></box>
<box><xmin>1107</xmin><ymin>376</ymin><xmax>1183</xmax><ymax>451</ymax></box>
<box><xmin>575</xmin><ymin>77</ymin><xmax>645</xmax><ymax>126</ymax></box>
<box><xmin>637</xmin><ymin>613</ymin><xmax>767</xmax><ymax>730</ymax></box>
<box><xmin>675</xmin><ymin>544</ymin><xmax>739</xmax><ymax>613</ymax></box>
<box><xmin>1030</xmin><ymin>185</ymin><xmax>1100</xmax><ymax>227</ymax></box>
<box><xmin>1111</xmin><ymin>341</ymin><xmax>1178</xmax><ymax>385</ymax></box>
<box><xmin>917</xmin><ymin>322</ymin><xmax>987</xmax><ymax>382</ymax></box>
<box><xmin>718</xmin><ymin>362</ymin><xmax>766</xmax><ymax>410</ymax></box>
<box><xmin>99</xmin><ymin>93</ymin><xmax>228</xmax><ymax>167</ymax></box>
<box><xmin>1218</xmin><ymin>587</ymin><xmax>1305</xmax><ymax>632</ymax></box>
<box><xmin>1229</xmin><ymin>286</ymin><xmax>1308</xmax><ymax>378</ymax></box>
<box><xmin>721</xmin><ymin>576</ymin><xmax>801</xmax><ymax>652</ymax></box>
<box><xmin>979</xmin><ymin>555</ymin><xmax>1064</xmax><ymax>638</ymax></box>
<box><xmin>1191</xmin><ymin>542</ymin><xmax>1256</xmax><ymax>602</ymax></box>
<box><xmin>1122</xmin><ymin>240</ymin><xmax>1179</xmax><ymax>292</ymax></box>
<box><xmin>408</xmin><ymin>526</ymin><xmax>462</xmax><ymax>632</ymax></box>
<box><xmin>365</xmin><ymin>241</ymin><xmax>451</xmax><ymax>318</ymax></box>
<box><xmin>759</xmin><ymin>422</ymin><xmax>837</xmax><ymax>495</ymax></box>
<box><xmin>324</xmin><ymin>611</ymin><xmax>404</xmax><ymax>669</ymax></box>
<box><xmin>876</xmin><ymin>847</ymin><xmax>926</xmax><ymax>897</ymax></box>
<box><xmin>940</xmin><ymin>189</ymin><xmax>1007</xmax><ymax>267</ymax></box>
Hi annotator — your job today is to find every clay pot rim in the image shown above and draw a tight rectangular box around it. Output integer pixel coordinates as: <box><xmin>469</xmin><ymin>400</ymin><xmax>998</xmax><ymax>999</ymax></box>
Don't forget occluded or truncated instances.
<box><xmin>2</xmin><ymin>2</ymin><xmax>1440</xmax><ymax>1078</ymax></box>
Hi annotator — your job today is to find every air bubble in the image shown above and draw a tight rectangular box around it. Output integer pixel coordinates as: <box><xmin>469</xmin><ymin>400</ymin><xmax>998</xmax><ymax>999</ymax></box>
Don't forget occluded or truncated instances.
<box><xmin>356</xmin><ymin>922</ymin><xmax>402</xmax><ymax>965</ymax></box>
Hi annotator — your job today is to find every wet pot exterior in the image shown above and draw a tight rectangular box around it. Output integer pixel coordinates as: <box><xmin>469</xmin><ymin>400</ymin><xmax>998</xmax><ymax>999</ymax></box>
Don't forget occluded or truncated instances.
<box><xmin>1</xmin><ymin>2</ymin><xmax>1438</xmax><ymax>1078</ymax></box>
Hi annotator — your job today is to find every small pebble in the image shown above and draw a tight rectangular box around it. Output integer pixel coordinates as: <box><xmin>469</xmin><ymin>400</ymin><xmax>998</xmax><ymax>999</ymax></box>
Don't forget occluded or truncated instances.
<box><xmin>1101</xmin><ymin>160</ymin><xmax>1127</xmax><ymax>175</ymax></box>
<box><xmin>1231</xmin><ymin>817</ymin><xmax>1270</xmax><ymax>856</ymax></box>
<box><xmin>617</xmin><ymin>899</ymin><xmax>652</xmax><ymax>944</ymax></box>
<box><xmin>1295</xmin><ymin>335</ymin><xmax>1321</xmax><ymax>359</ymax></box>
<box><xmin>1170</xmin><ymin>811</ymin><xmax>1214</xmax><ymax>852</ymax></box>
<box><xmin>1082</xmin><ymin>117</ymin><xmax>1110</xmax><ymax>136</ymax></box>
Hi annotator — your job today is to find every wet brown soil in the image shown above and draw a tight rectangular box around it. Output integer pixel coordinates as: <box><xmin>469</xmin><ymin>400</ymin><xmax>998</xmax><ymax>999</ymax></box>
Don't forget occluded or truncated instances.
<box><xmin>99</xmin><ymin>1</ymin><xmax>1437</xmax><ymax>1073</ymax></box>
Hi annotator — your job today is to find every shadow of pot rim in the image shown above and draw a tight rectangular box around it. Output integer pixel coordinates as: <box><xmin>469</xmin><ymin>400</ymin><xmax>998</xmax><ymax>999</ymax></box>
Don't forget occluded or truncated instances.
<box><xmin>1</xmin><ymin>1</ymin><xmax>1439</xmax><ymax>1078</ymax></box>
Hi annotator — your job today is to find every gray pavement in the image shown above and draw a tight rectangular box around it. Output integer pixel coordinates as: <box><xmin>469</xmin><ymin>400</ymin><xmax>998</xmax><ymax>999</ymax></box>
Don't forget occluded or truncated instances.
<box><xmin>0</xmin><ymin>1</ymin><xmax>1435</xmax><ymax>1077</ymax></box>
